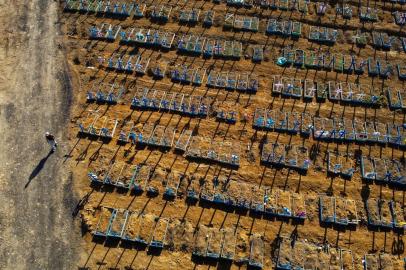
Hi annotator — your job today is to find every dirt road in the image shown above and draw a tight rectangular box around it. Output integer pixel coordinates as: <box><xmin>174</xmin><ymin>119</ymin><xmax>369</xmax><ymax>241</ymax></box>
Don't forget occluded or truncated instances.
<box><xmin>0</xmin><ymin>1</ymin><xmax>79</xmax><ymax>269</ymax></box>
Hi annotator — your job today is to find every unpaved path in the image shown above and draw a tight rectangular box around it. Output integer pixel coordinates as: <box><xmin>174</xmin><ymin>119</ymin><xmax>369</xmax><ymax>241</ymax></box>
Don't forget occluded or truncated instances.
<box><xmin>0</xmin><ymin>1</ymin><xmax>79</xmax><ymax>269</ymax></box>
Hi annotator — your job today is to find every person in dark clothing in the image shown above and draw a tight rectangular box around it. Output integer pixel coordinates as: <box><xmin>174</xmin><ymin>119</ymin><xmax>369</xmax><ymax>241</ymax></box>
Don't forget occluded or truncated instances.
<box><xmin>45</xmin><ymin>132</ymin><xmax>58</xmax><ymax>152</ymax></box>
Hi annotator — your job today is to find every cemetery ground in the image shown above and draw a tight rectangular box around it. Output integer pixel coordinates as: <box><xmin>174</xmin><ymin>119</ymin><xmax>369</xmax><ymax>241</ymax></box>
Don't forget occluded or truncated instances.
<box><xmin>62</xmin><ymin>0</ymin><xmax>406</xmax><ymax>269</ymax></box>
<box><xmin>0</xmin><ymin>1</ymin><xmax>79</xmax><ymax>269</ymax></box>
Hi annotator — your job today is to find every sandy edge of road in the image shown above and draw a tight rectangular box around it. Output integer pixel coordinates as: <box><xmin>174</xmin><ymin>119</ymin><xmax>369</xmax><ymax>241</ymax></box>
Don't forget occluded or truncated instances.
<box><xmin>0</xmin><ymin>1</ymin><xmax>82</xmax><ymax>269</ymax></box>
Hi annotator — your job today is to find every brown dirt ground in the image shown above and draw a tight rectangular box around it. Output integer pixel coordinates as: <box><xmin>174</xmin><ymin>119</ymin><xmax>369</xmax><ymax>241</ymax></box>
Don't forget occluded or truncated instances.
<box><xmin>61</xmin><ymin>0</ymin><xmax>406</xmax><ymax>269</ymax></box>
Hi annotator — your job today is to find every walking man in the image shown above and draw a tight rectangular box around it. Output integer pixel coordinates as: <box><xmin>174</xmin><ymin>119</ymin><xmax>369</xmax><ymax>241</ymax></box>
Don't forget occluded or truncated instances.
<box><xmin>45</xmin><ymin>132</ymin><xmax>58</xmax><ymax>152</ymax></box>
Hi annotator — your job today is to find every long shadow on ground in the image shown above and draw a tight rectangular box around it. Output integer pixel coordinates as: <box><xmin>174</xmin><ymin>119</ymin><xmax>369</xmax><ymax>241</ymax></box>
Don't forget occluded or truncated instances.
<box><xmin>25</xmin><ymin>151</ymin><xmax>54</xmax><ymax>188</ymax></box>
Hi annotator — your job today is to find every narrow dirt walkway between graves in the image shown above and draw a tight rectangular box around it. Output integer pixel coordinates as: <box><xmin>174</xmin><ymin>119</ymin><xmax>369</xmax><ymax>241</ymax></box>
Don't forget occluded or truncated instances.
<box><xmin>0</xmin><ymin>1</ymin><xmax>80</xmax><ymax>269</ymax></box>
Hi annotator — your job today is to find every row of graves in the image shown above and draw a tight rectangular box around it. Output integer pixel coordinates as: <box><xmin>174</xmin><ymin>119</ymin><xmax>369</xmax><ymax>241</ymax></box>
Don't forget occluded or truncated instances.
<box><xmin>88</xmin><ymin>154</ymin><xmax>188</xmax><ymax>200</ymax></box>
<box><xmin>253</xmin><ymin>109</ymin><xmax>312</xmax><ymax>135</ymax></box>
<box><xmin>227</xmin><ymin>0</ymin><xmax>310</xmax><ymax>13</ymax></box>
<box><xmin>277</xmin><ymin>236</ymin><xmax>406</xmax><ymax>269</ymax></box>
<box><xmin>79</xmin><ymin>117</ymin><xmax>241</xmax><ymax>167</ymax></box>
<box><xmin>312</xmin><ymin>116</ymin><xmax>406</xmax><ymax>148</ymax></box>
<box><xmin>64</xmin><ymin>0</ymin><xmax>146</xmax><ymax>17</ymax></box>
<box><xmin>87</xmin><ymin>155</ymin><xmax>307</xmax><ymax>221</ymax></box>
<box><xmin>360</xmin><ymin>156</ymin><xmax>406</xmax><ymax>188</ymax></box>
<box><xmin>189</xmin><ymin>176</ymin><xmax>307</xmax><ymax>220</ymax></box>
<box><xmin>130</xmin><ymin>87</ymin><xmax>238</xmax><ymax>123</ymax></box>
<box><xmin>77</xmin><ymin>108</ymin><xmax>406</xmax><ymax>150</ymax></box>
<box><xmin>90</xmin><ymin>207</ymin><xmax>269</xmax><ymax>268</ymax></box>
<box><xmin>92</xmin><ymin>207</ymin><xmax>170</xmax><ymax>249</ymax></box>
<box><xmin>252</xmin><ymin>107</ymin><xmax>406</xmax><ymax>149</ymax></box>
<box><xmin>79</xmin><ymin>118</ymin><xmax>178</xmax><ymax>147</ymax></box>
<box><xmin>130</xmin><ymin>87</ymin><xmax>211</xmax><ymax>118</ymax></box>
<box><xmin>65</xmin><ymin>0</ymin><xmax>397</xmax><ymax>26</ymax></box>
<box><xmin>104</xmin><ymin>54</ymin><xmax>150</xmax><ymax>75</ymax></box>
<box><xmin>89</xmin><ymin>22</ymin><xmax>406</xmax><ymax>52</ymax></box>
<box><xmin>315</xmin><ymin>3</ymin><xmax>406</xmax><ymax>24</ymax></box>
<box><xmin>271</xmin><ymin>75</ymin><xmax>385</xmax><ymax>107</ymax></box>
<box><xmin>99</xmin><ymin>25</ymin><xmax>254</xmax><ymax>61</ymax></box>
<box><xmin>184</xmin><ymin>136</ymin><xmax>241</xmax><ymax>168</ymax></box>
<box><xmin>365</xmin><ymin>198</ymin><xmax>406</xmax><ymax>232</ymax></box>
<box><xmin>99</xmin><ymin>56</ymin><xmax>259</xmax><ymax>92</ymax></box>
<box><xmin>193</xmin><ymin>225</ymin><xmax>265</xmax><ymax>268</ymax></box>
<box><xmin>353</xmin><ymin>31</ymin><xmax>406</xmax><ymax>53</ymax></box>
<box><xmin>278</xmin><ymin>48</ymin><xmax>406</xmax><ymax>80</ymax></box>
<box><xmin>65</xmin><ymin>0</ymin><xmax>338</xmax><ymax>16</ymax></box>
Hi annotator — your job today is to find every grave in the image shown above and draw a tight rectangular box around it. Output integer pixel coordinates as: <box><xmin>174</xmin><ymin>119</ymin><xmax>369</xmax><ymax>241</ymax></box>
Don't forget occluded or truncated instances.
<box><xmin>300</xmin><ymin>112</ymin><xmax>313</xmax><ymax>136</ymax></box>
<box><xmin>215</xmin><ymin>102</ymin><xmax>237</xmax><ymax>124</ymax></box>
<box><xmin>289</xmin><ymin>0</ymin><xmax>308</xmax><ymax>13</ymax></box>
<box><xmin>316</xmin><ymin>2</ymin><xmax>328</xmax><ymax>15</ymax></box>
<box><xmin>372</xmin><ymin>32</ymin><xmax>394</xmax><ymax>50</ymax></box>
<box><xmin>131</xmin><ymin>165</ymin><xmax>151</xmax><ymax>193</ymax></box>
<box><xmin>359</xmin><ymin>7</ymin><xmax>378</xmax><ymax>22</ymax></box>
<box><xmin>136</xmin><ymin>213</ymin><xmax>156</xmax><ymax>245</ymax></box>
<box><xmin>341</xmin><ymin>249</ymin><xmax>354</xmax><ymax>270</ymax></box>
<box><xmin>336</xmin><ymin>4</ymin><xmax>353</xmax><ymax>19</ymax></box>
<box><xmin>276</xmin><ymin>238</ymin><xmax>307</xmax><ymax>269</ymax></box>
<box><xmin>275</xmin><ymin>189</ymin><xmax>293</xmax><ymax>218</ymax></box>
<box><xmin>122</xmin><ymin>210</ymin><xmax>142</xmax><ymax>242</ymax></box>
<box><xmin>226</xmin><ymin>180</ymin><xmax>251</xmax><ymax>211</ymax></box>
<box><xmin>163</xmin><ymin>172</ymin><xmax>183</xmax><ymax>200</ymax></box>
<box><xmin>397</xmin><ymin>64</ymin><xmax>406</xmax><ymax>80</ymax></box>
<box><xmin>220</xmin><ymin>227</ymin><xmax>236</xmax><ymax>261</ymax></box>
<box><xmin>149</xmin><ymin>218</ymin><xmax>169</xmax><ymax>249</ymax></box>
<box><xmin>250</xmin><ymin>185</ymin><xmax>266</xmax><ymax>214</ymax></box>
<box><xmin>192</xmin><ymin>225</ymin><xmax>210</xmax><ymax>258</ymax></box>
<box><xmin>107</xmin><ymin>209</ymin><xmax>129</xmax><ymax>239</ymax></box>
<box><xmin>363</xmin><ymin>253</ymin><xmax>396</xmax><ymax>270</ymax></box>
<box><xmin>291</xmin><ymin>192</ymin><xmax>307</xmax><ymax>220</ymax></box>
<box><xmin>261</xmin><ymin>142</ymin><xmax>310</xmax><ymax>172</ymax></box>
<box><xmin>266</xmin><ymin>19</ymin><xmax>302</xmax><ymax>38</ymax></box>
<box><xmin>248</xmin><ymin>234</ymin><xmax>264</xmax><ymax>269</ymax></box>
<box><xmin>175</xmin><ymin>129</ymin><xmax>193</xmax><ymax>152</ymax></box>
<box><xmin>93</xmin><ymin>207</ymin><xmax>115</xmax><ymax>237</ymax></box>
<box><xmin>387</xmin><ymin>87</ymin><xmax>403</xmax><ymax>110</ymax></box>
<box><xmin>203</xmin><ymin>10</ymin><xmax>215</xmax><ymax>27</ymax></box>
<box><xmin>319</xmin><ymin>195</ymin><xmax>335</xmax><ymax>225</ymax></box>
<box><xmin>313</xmin><ymin>117</ymin><xmax>335</xmax><ymax>141</ymax></box>
<box><xmin>186</xmin><ymin>175</ymin><xmax>202</xmax><ymax>202</ymax></box>
<box><xmin>393</xmin><ymin>11</ymin><xmax>406</xmax><ymax>26</ymax></box>
<box><xmin>390</xmin><ymin>201</ymin><xmax>406</xmax><ymax>230</ymax></box>
<box><xmin>150</xmin><ymin>61</ymin><xmax>167</xmax><ymax>79</ymax></box>
<box><xmin>334</xmin><ymin>118</ymin><xmax>355</xmax><ymax>142</ymax></box>
<box><xmin>207</xmin><ymin>228</ymin><xmax>222</xmax><ymax>259</ymax></box>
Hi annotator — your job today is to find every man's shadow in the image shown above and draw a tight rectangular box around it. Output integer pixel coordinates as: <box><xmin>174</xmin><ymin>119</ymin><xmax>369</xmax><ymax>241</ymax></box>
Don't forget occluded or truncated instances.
<box><xmin>25</xmin><ymin>151</ymin><xmax>54</xmax><ymax>188</ymax></box>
